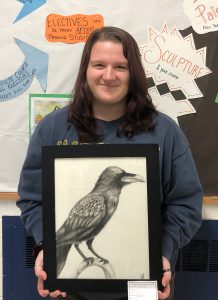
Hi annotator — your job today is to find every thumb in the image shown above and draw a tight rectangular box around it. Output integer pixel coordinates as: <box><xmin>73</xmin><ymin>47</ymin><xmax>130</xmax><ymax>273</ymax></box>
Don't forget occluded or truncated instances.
<box><xmin>35</xmin><ymin>250</ymin><xmax>47</xmax><ymax>280</ymax></box>
<box><xmin>162</xmin><ymin>271</ymin><xmax>171</xmax><ymax>288</ymax></box>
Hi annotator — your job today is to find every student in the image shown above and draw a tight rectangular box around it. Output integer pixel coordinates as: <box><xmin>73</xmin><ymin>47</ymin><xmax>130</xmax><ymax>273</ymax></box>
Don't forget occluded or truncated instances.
<box><xmin>17</xmin><ymin>26</ymin><xmax>203</xmax><ymax>300</ymax></box>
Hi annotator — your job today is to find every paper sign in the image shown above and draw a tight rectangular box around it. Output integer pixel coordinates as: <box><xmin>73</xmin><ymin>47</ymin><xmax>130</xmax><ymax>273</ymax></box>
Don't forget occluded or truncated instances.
<box><xmin>139</xmin><ymin>24</ymin><xmax>211</xmax><ymax>99</ymax></box>
<box><xmin>45</xmin><ymin>14</ymin><xmax>104</xmax><ymax>43</ymax></box>
<box><xmin>184</xmin><ymin>0</ymin><xmax>218</xmax><ymax>34</ymax></box>
<box><xmin>128</xmin><ymin>281</ymin><xmax>158</xmax><ymax>300</ymax></box>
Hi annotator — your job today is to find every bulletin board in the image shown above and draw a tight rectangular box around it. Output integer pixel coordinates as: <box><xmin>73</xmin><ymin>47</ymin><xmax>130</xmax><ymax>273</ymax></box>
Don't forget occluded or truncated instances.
<box><xmin>0</xmin><ymin>1</ymin><xmax>218</xmax><ymax>204</ymax></box>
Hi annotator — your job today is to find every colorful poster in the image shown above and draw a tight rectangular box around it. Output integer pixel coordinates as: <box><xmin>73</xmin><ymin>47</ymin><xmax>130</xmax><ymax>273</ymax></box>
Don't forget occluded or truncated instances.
<box><xmin>29</xmin><ymin>94</ymin><xmax>70</xmax><ymax>135</ymax></box>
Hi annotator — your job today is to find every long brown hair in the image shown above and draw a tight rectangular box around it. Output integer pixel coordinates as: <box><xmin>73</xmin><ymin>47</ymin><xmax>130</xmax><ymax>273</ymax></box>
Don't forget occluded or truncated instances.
<box><xmin>68</xmin><ymin>26</ymin><xmax>157</xmax><ymax>142</ymax></box>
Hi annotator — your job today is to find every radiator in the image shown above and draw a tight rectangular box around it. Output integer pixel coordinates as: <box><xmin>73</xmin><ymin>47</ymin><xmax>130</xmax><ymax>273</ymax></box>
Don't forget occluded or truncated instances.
<box><xmin>174</xmin><ymin>219</ymin><xmax>218</xmax><ymax>299</ymax></box>
<box><xmin>3</xmin><ymin>216</ymin><xmax>218</xmax><ymax>300</ymax></box>
<box><xmin>2</xmin><ymin>216</ymin><xmax>48</xmax><ymax>300</ymax></box>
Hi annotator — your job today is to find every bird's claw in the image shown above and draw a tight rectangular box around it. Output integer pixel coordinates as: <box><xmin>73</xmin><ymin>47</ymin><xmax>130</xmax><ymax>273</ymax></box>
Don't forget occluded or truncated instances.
<box><xmin>85</xmin><ymin>257</ymin><xmax>95</xmax><ymax>266</ymax></box>
<box><xmin>99</xmin><ymin>258</ymin><xmax>109</xmax><ymax>265</ymax></box>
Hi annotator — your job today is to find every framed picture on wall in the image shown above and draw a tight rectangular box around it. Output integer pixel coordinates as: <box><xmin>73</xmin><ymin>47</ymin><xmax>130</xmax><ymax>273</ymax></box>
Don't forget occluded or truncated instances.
<box><xmin>42</xmin><ymin>144</ymin><xmax>162</xmax><ymax>293</ymax></box>
<box><xmin>29</xmin><ymin>94</ymin><xmax>71</xmax><ymax>136</ymax></box>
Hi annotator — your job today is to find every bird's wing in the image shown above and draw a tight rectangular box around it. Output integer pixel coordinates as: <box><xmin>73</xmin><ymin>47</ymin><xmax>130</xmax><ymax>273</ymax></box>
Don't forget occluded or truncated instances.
<box><xmin>56</xmin><ymin>193</ymin><xmax>106</xmax><ymax>245</ymax></box>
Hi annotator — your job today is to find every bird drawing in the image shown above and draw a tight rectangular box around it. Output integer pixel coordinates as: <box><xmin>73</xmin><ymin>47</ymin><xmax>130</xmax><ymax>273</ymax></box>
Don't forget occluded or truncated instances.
<box><xmin>56</xmin><ymin>166</ymin><xmax>144</xmax><ymax>277</ymax></box>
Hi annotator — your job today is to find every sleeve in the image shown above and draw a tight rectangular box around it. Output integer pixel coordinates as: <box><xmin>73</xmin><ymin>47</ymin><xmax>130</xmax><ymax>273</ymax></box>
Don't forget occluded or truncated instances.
<box><xmin>16</xmin><ymin>107</ymin><xmax>70</xmax><ymax>243</ymax></box>
<box><xmin>161</xmin><ymin>130</ymin><xmax>203</xmax><ymax>268</ymax></box>
<box><xmin>16</xmin><ymin>112</ymin><xmax>57</xmax><ymax>244</ymax></box>
<box><xmin>17</xmin><ymin>134</ymin><xmax>44</xmax><ymax>244</ymax></box>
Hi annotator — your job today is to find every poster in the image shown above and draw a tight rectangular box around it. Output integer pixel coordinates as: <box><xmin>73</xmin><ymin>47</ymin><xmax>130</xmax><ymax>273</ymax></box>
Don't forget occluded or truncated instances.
<box><xmin>0</xmin><ymin>0</ymin><xmax>218</xmax><ymax>194</ymax></box>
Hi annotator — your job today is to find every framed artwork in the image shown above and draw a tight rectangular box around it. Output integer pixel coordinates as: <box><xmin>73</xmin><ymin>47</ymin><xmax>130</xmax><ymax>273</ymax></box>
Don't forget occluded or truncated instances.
<box><xmin>42</xmin><ymin>144</ymin><xmax>162</xmax><ymax>293</ymax></box>
<box><xmin>29</xmin><ymin>93</ymin><xmax>71</xmax><ymax>135</ymax></box>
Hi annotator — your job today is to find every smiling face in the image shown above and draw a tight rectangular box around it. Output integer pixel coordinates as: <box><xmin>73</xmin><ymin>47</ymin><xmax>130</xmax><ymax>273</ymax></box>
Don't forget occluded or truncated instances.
<box><xmin>86</xmin><ymin>41</ymin><xmax>130</xmax><ymax>120</ymax></box>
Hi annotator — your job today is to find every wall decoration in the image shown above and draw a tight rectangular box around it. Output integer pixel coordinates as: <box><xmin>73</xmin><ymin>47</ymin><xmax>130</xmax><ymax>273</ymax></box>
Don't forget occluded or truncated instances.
<box><xmin>29</xmin><ymin>93</ymin><xmax>71</xmax><ymax>135</ymax></box>
<box><xmin>0</xmin><ymin>0</ymin><xmax>217</xmax><ymax>200</ymax></box>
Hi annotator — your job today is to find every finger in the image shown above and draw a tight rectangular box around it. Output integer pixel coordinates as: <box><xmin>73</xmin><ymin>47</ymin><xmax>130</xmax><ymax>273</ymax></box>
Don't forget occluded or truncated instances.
<box><xmin>35</xmin><ymin>263</ymin><xmax>43</xmax><ymax>276</ymax></box>
<box><xmin>35</xmin><ymin>255</ymin><xmax>45</xmax><ymax>278</ymax></box>
<box><xmin>37</xmin><ymin>275</ymin><xmax>49</xmax><ymax>297</ymax></box>
<box><xmin>49</xmin><ymin>291</ymin><xmax>67</xmax><ymax>298</ymax></box>
<box><xmin>159</xmin><ymin>272</ymin><xmax>171</xmax><ymax>300</ymax></box>
<box><xmin>162</xmin><ymin>272</ymin><xmax>171</xmax><ymax>288</ymax></box>
<box><xmin>60</xmin><ymin>292</ymin><xmax>67</xmax><ymax>297</ymax></box>
<box><xmin>38</xmin><ymin>288</ymin><xmax>50</xmax><ymax>298</ymax></box>
<box><xmin>158</xmin><ymin>284</ymin><xmax>170</xmax><ymax>300</ymax></box>
<box><xmin>49</xmin><ymin>290</ymin><xmax>62</xmax><ymax>298</ymax></box>
<box><xmin>35</xmin><ymin>268</ymin><xmax>47</xmax><ymax>281</ymax></box>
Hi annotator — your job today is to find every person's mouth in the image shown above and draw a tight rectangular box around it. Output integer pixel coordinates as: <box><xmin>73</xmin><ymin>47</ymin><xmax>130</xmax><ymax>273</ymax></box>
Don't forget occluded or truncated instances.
<box><xmin>99</xmin><ymin>83</ymin><xmax>118</xmax><ymax>88</ymax></box>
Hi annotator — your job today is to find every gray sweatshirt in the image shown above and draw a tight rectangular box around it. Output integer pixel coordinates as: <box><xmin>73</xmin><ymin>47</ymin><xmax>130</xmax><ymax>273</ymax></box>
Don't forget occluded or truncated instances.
<box><xmin>17</xmin><ymin>105</ymin><xmax>203</xmax><ymax>298</ymax></box>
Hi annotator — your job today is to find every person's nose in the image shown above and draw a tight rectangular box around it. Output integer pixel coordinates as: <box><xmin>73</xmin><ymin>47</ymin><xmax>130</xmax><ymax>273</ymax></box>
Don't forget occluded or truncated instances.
<box><xmin>102</xmin><ymin>66</ymin><xmax>116</xmax><ymax>81</ymax></box>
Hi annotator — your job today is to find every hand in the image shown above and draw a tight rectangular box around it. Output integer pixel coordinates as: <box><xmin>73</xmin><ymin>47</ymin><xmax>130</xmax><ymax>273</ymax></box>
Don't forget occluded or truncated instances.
<box><xmin>34</xmin><ymin>250</ymin><xmax>67</xmax><ymax>298</ymax></box>
<box><xmin>158</xmin><ymin>256</ymin><xmax>171</xmax><ymax>300</ymax></box>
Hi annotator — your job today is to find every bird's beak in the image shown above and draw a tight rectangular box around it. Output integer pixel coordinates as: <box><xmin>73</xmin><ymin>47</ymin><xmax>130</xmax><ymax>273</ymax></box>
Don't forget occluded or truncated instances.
<box><xmin>121</xmin><ymin>173</ymin><xmax>145</xmax><ymax>184</ymax></box>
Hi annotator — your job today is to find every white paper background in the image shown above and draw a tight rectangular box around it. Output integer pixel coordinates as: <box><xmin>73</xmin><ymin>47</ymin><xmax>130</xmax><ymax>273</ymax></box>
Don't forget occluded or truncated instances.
<box><xmin>55</xmin><ymin>157</ymin><xmax>149</xmax><ymax>279</ymax></box>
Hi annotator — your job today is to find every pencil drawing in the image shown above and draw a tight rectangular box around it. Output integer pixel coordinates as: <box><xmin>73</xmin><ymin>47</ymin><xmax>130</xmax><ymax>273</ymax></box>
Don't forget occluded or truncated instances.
<box><xmin>56</xmin><ymin>166</ymin><xmax>144</xmax><ymax>277</ymax></box>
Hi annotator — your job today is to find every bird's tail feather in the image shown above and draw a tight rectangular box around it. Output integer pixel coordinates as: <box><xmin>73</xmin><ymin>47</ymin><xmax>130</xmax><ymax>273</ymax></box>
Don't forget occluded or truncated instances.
<box><xmin>56</xmin><ymin>244</ymin><xmax>72</xmax><ymax>277</ymax></box>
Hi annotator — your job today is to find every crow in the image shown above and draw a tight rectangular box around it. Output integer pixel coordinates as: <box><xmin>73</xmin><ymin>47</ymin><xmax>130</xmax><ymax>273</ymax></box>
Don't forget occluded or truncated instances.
<box><xmin>56</xmin><ymin>166</ymin><xmax>144</xmax><ymax>276</ymax></box>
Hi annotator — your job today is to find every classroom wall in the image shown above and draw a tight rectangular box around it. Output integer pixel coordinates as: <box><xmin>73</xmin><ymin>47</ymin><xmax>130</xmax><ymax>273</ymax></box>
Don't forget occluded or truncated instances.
<box><xmin>1</xmin><ymin>1</ymin><xmax>218</xmax><ymax>196</ymax></box>
<box><xmin>1</xmin><ymin>1</ymin><xmax>218</xmax><ymax>298</ymax></box>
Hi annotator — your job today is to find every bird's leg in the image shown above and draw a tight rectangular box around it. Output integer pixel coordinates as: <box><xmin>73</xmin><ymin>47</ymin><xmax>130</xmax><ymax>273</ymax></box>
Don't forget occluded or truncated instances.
<box><xmin>86</xmin><ymin>239</ymin><xmax>108</xmax><ymax>264</ymax></box>
<box><xmin>74</xmin><ymin>243</ymin><xmax>94</xmax><ymax>265</ymax></box>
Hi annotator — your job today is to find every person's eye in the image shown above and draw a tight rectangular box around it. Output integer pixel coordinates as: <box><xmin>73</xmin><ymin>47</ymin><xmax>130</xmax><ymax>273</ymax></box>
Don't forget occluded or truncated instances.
<box><xmin>93</xmin><ymin>64</ymin><xmax>104</xmax><ymax>69</ymax></box>
<box><xmin>116</xmin><ymin>65</ymin><xmax>128</xmax><ymax>70</ymax></box>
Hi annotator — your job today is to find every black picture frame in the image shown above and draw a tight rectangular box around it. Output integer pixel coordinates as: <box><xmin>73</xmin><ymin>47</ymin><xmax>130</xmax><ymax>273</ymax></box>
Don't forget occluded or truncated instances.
<box><xmin>42</xmin><ymin>144</ymin><xmax>162</xmax><ymax>294</ymax></box>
